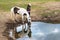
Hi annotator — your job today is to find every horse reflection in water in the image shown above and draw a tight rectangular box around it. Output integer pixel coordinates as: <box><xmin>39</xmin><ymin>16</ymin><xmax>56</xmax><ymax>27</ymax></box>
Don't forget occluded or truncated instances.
<box><xmin>3</xmin><ymin>6</ymin><xmax>32</xmax><ymax>40</ymax></box>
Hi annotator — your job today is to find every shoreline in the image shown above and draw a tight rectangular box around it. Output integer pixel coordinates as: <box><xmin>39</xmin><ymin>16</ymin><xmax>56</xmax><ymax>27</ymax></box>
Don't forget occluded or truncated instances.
<box><xmin>31</xmin><ymin>18</ymin><xmax>60</xmax><ymax>24</ymax></box>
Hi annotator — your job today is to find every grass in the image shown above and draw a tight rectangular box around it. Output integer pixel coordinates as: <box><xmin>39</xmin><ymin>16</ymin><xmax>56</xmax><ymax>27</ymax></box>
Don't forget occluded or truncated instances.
<box><xmin>0</xmin><ymin>0</ymin><xmax>60</xmax><ymax>11</ymax></box>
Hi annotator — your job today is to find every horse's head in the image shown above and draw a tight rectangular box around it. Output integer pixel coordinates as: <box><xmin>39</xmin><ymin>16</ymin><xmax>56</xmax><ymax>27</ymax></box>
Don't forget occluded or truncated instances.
<box><xmin>23</xmin><ymin>13</ymin><xmax>27</xmax><ymax>23</ymax></box>
<box><xmin>23</xmin><ymin>13</ymin><xmax>31</xmax><ymax>23</ymax></box>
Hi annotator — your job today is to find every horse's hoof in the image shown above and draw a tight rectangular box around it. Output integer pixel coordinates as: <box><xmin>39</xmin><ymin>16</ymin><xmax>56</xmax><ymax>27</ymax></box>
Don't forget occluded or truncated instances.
<box><xmin>28</xmin><ymin>30</ymin><xmax>32</xmax><ymax>38</ymax></box>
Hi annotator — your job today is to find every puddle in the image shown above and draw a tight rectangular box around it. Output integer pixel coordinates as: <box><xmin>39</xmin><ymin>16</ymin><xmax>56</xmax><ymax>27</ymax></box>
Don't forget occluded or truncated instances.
<box><xmin>15</xmin><ymin>22</ymin><xmax>60</xmax><ymax>40</ymax></box>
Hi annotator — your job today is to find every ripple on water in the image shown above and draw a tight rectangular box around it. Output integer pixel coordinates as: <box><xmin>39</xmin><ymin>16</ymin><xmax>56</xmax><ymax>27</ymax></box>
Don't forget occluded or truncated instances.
<box><xmin>16</xmin><ymin>22</ymin><xmax>60</xmax><ymax>40</ymax></box>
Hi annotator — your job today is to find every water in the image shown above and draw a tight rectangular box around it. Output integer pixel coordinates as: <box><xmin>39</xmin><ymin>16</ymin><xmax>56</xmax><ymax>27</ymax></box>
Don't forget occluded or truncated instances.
<box><xmin>16</xmin><ymin>22</ymin><xmax>60</xmax><ymax>40</ymax></box>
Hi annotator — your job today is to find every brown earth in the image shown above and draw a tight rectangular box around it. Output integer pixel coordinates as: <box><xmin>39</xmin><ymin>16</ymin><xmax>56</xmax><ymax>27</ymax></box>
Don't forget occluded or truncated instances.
<box><xmin>31</xmin><ymin>2</ymin><xmax>60</xmax><ymax>23</ymax></box>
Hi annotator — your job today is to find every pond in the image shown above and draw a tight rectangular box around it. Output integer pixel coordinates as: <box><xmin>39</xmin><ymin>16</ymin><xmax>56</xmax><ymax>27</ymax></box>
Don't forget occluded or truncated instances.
<box><xmin>16</xmin><ymin>22</ymin><xmax>60</xmax><ymax>40</ymax></box>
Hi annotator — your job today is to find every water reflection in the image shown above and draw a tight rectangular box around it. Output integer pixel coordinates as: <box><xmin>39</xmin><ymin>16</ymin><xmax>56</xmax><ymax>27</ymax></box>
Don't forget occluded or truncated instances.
<box><xmin>16</xmin><ymin>22</ymin><xmax>60</xmax><ymax>40</ymax></box>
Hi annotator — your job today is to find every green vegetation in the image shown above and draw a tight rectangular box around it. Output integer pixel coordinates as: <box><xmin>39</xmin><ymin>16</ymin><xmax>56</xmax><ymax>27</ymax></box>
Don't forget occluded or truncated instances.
<box><xmin>0</xmin><ymin>0</ymin><xmax>60</xmax><ymax>11</ymax></box>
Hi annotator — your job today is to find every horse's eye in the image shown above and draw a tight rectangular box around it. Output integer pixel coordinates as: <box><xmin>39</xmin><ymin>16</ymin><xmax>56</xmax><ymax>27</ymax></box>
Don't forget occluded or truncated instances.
<box><xmin>23</xmin><ymin>13</ymin><xmax>27</xmax><ymax>16</ymax></box>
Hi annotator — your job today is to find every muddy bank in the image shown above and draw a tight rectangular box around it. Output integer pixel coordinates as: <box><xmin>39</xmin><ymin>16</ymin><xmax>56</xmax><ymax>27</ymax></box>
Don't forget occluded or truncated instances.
<box><xmin>31</xmin><ymin>16</ymin><xmax>60</xmax><ymax>24</ymax></box>
<box><xmin>32</xmin><ymin>17</ymin><xmax>60</xmax><ymax>23</ymax></box>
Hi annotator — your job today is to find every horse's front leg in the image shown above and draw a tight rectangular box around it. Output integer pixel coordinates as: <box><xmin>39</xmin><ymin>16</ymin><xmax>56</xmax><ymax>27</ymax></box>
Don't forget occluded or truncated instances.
<box><xmin>27</xmin><ymin>21</ymin><xmax>32</xmax><ymax>37</ymax></box>
<box><xmin>24</xmin><ymin>23</ymin><xmax>27</xmax><ymax>31</ymax></box>
<box><xmin>26</xmin><ymin>22</ymin><xmax>30</xmax><ymax>33</ymax></box>
<box><xmin>22</xmin><ymin>16</ymin><xmax>25</xmax><ymax>34</ymax></box>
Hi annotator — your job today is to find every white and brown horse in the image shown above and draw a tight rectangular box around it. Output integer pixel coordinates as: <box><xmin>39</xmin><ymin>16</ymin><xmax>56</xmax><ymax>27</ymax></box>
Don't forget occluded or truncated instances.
<box><xmin>10</xmin><ymin>6</ymin><xmax>31</xmax><ymax>39</ymax></box>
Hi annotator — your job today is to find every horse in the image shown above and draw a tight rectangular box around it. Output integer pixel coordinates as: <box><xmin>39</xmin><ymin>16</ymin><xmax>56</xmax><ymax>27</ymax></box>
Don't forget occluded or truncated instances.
<box><xmin>10</xmin><ymin>6</ymin><xmax>31</xmax><ymax>39</ymax></box>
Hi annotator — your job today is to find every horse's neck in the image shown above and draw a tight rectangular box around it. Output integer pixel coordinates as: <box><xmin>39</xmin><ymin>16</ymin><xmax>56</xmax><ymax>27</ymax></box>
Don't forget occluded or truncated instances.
<box><xmin>17</xmin><ymin>7</ymin><xmax>30</xmax><ymax>21</ymax></box>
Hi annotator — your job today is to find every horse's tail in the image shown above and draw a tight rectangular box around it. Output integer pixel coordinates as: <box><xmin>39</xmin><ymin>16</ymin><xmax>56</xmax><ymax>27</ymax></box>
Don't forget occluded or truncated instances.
<box><xmin>26</xmin><ymin>3</ymin><xmax>31</xmax><ymax>15</ymax></box>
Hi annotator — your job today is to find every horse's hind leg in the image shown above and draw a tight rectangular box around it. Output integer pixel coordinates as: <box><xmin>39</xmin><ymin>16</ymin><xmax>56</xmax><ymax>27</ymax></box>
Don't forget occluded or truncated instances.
<box><xmin>27</xmin><ymin>22</ymin><xmax>32</xmax><ymax>37</ymax></box>
<box><xmin>28</xmin><ymin>29</ymin><xmax>32</xmax><ymax>37</ymax></box>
